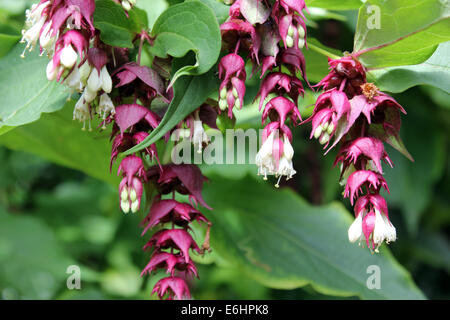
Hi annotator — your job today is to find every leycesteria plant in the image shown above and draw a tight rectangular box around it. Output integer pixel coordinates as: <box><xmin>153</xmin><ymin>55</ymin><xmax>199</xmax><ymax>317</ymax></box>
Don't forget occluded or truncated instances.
<box><xmin>3</xmin><ymin>0</ymin><xmax>448</xmax><ymax>300</ymax></box>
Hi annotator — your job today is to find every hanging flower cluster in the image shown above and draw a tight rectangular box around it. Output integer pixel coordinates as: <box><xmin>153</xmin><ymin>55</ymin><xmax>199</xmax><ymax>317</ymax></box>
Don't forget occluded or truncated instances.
<box><xmin>19</xmin><ymin>0</ymin><xmax>118</xmax><ymax>131</ymax></box>
<box><xmin>142</xmin><ymin>164</ymin><xmax>211</xmax><ymax>300</ymax></box>
<box><xmin>307</xmin><ymin>55</ymin><xmax>409</xmax><ymax>253</ymax></box>
<box><xmin>219</xmin><ymin>0</ymin><xmax>309</xmax><ymax>186</ymax></box>
<box><xmin>21</xmin><ymin>0</ymin><xmax>213</xmax><ymax>300</ymax></box>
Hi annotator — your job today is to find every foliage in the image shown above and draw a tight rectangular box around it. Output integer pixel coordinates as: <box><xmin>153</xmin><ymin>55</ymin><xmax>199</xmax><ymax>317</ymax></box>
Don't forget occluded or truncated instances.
<box><xmin>0</xmin><ymin>0</ymin><xmax>448</xmax><ymax>300</ymax></box>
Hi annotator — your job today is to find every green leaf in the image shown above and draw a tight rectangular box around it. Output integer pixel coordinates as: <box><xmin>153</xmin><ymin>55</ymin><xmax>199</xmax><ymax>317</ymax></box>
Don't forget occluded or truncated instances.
<box><xmin>369</xmin><ymin>42</ymin><xmax>450</xmax><ymax>93</ymax></box>
<box><xmin>150</xmin><ymin>1</ymin><xmax>221</xmax><ymax>86</ymax></box>
<box><xmin>124</xmin><ymin>65</ymin><xmax>219</xmax><ymax>155</ymax></box>
<box><xmin>383</xmin><ymin>96</ymin><xmax>446</xmax><ymax>234</ymax></box>
<box><xmin>136</xmin><ymin>0</ymin><xmax>168</xmax><ymax>29</ymax></box>
<box><xmin>0</xmin><ymin>103</ymin><xmax>118</xmax><ymax>185</ymax></box>
<box><xmin>203</xmin><ymin>174</ymin><xmax>425</xmax><ymax>299</ymax></box>
<box><xmin>0</xmin><ymin>45</ymin><xmax>67</xmax><ymax>132</ymax></box>
<box><xmin>304</xmin><ymin>38</ymin><xmax>342</xmax><ymax>83</ymax></box>
<box><xmin>192</xmin><ymin>0</ymin><xmax>230</xmax><ymax>24</ymax></box>
<box><xmin>354</xmin><ymin>0</ymin><xmax>450</xmax><ymax>68</ymax></box>
<box><xmin>0</xmin><ymin>33</ymin><xmax>20</xmax><ymax>58</ymax></box>
<box><xmin>306</xmin><ymin>0</ymin><xmax>363</xmax><ymax>10</ymax></box>
<box><xmin>93</xmin><ymin>0</ymin><xmax>135</xmax><ymax>48</ymax></box>
<box><xmin>0</xmin><ymin>208</ymin><xmax>75</xmax><ymax>299</ymax></box>
<box><xmin>0</xmin><ymin>24</ymin><xmax>21</xmax><ymax>58</ymax></box>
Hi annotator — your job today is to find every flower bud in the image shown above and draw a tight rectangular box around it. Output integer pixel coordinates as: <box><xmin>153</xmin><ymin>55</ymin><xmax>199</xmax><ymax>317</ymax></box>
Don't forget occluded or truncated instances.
<box><xmin>220</xmin><ymin>86</ymin><xmax>227</xmax><ymax>99</ymax></box>
<box><xmin>288</xmin><ymin>25</ymin><xmax>295</xmax><ymax>37</ymax></box>
<box><xmin>298</xmin><ymin>26</ymin><xmax>305</xmax><ymax>39</ymax></box>
<box><xmin>313</xmin><ymin>126</ymin><xmax>322</xmax><ymax>139</ymax></box>
<box><xmin>79</xmin><ymin>62</ymin><xmax>92</xmax><ymax>83</ymax></box>
<box><xmin>121</xmin><ymin>188</ymin><xmax>129</xmax><ymax>201</ymax></box>
<box><xmin>100</xmin><ymin>66</ymin><xmax>112</xmax><ymax>93</ymax></box>
<box><xmin>298</xmin><ymin>38</ymin><xmax>305</xmax><ymax>49</ymax></box>
<box><xmin>319</xmin><ymin>132</ymin><xmax>330</xmax><ymax>145</ymax></box>
<box><xmin>234</xmin><ymin>98</ymin><xmax>241</xmax><ymax>109</ymax></box>
<box><xmin>327</xmin><ymin>123</ymin><xmax>334</xmax><ymax>134</ymax></box>
<box><xmin>129</xmin><ymin>188</ymin><xmax>137</xmax><ymax>202</ymax></box>
<box><xmin>232</xmin><ymin>87</ymin><xmax>239</xmax><ymax>98</ymax></box>
<box><xmin>219</xmin><ymin>99</ymin><xmax>227</xmax><ymax>111</ymax></box>
<box><xmin>131</xmin><ymin>200</ymin><xmax>140</xmax><ymax>213</ymax></box>
<box><xmin>121</xmin><ymin>200</ymin><xmax>130</xmax><ymax>213</ymax></box>
<box><xmin>60</xmin><ymin>45</ymin><xmax>78</xmax><ymax>69</ymax></box>
<box><xmin>87</xmin><ymin>69</ymin><xmax>101</xmax><ymax>93</ymax></box>
<box><xmin>122</xmin><ymin>0</ymin><xmax>132</xmax><ymax>11</ymax></box>
<box><xmin>286</xmin><ymin>35</ymin><xmax>294</xmax><ymax>48</ymax></box>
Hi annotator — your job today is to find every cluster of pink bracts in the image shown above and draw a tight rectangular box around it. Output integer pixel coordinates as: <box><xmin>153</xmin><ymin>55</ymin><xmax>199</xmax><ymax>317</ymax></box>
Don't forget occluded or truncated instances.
<box><xmin>218</xmin><ymin>0</ymin><xmax>309</xmax><ymax>186</ymax></box>
<box><xmin>21</xmin><ymin>0</ymin><xmax>409</xmax><ymax>299</ymax></box>
<box><xmin>308</xmin><ymin>56</ymin><xmax>406</xmax><ymax>252</ymax></box>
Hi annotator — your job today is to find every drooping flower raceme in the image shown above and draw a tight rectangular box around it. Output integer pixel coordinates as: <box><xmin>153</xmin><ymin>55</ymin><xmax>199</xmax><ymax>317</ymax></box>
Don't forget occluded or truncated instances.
<box><xmin>218</xmin><ymin>0</ymin><xmax>309</xmax><ymax>187</ymax></box>
<box><xmin>142</xmin><ymin>164</ymin><xmax>212</xmax><ymax>300</ymax></box>
<box><xmin>20</xmin><ymin>0</ymin><xmax>215</xmax><ymax>302</ymax></box>
<box><xmin>307</xmin><ymin>56</ymin><xmax>410</xmax><ymax>253</ymax></box>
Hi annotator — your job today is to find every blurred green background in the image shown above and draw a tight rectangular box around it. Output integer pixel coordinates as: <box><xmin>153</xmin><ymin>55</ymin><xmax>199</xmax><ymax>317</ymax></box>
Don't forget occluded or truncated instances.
<box><xmin>0</xmin><ymin>0</ymin><xmax>449</xmax><ymax>300</ymax></box>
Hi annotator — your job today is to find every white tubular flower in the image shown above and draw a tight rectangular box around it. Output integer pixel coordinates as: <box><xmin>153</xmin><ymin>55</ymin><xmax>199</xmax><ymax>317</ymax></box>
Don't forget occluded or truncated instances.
<box><xmin>122</xmin><ymin>0</ymin><xmax>132</xmax><ymax>11</ymax></box>
<box><xmin>29</xmin><ymin>1</ymin><xmax>49</xmax><ymax>23</ymax></box>
<box><xmin>83</xmin><ymin>87</ymin><xmax>97</xmax><ymax>103</ymax></box>
<box><xmin>73</xmin><ymin>93</ymin><xmax>90</xmax><ymax>123</ymax></box>
<box><xmin>274</xmin><ymin>135</ymin><xmax>296</xmax><ymax>187</ymax></box>
<box><xmin>66</xmin><ymin>66</ymin><xmax>83</xmax><ymax>95</ymax></box>
<box><xmin>97</xmin><ymin>93</ymin><xmax>115</xmax><ymax>122</ymax></box>
<box><xmin>192</xmin><ymin>120</ymin><xmax>208</xmax><ymax>154</ymax></box>
<box><xmin>79</xmin><ymin>62</ymin><xmax>92</xmax><ymax>85</ymax></box>
<box><xmin>100</xmin><ymin>66</ymin><xmax>112</xmax><ymax>93</ymax></box>
<box><xmin>348</xmin><ymin>213</ymin><xmax>363</xmax><ymax>244</ymax></box>
<box><xmin>39</xmin><ymin>22</ymin><xmax>57</xmax><ymax>56</ymax></box>
<box><xmin>372</xmin><ymin>209</ymin><xmax>396</xmax><ymax>252</ymax></box>
<box><xmin>60</xmin><ymin>45</ymin><xmax>78</xmax><ymax>69</ymax></box>
<box><xmin>256</xmin><ymin>131</ymin><xmax>297</xmax><ymax>187</ymax></box>
<box><xmin>87</xmin><ymin>69</ymin><xmax>102</xmax><ymax>93</ymax></box>
<box><xmin>20</xmin><ymin>16</ymin><xmax>45</xmax><ymax>57</ymax></box>
<box><xmin>256</xmin><ymin>131</ymin><xmax>276</xmax><ymax>180</ymax></box>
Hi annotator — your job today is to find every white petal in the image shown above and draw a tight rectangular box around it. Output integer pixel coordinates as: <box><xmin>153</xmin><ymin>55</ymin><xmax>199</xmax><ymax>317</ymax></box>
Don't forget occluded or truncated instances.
<box><xmin>87</xmin><ymin>68</ymin><xmax>102</xmax><ymax>93</ymax></box>
<box><xmin>66</xmin><ymin>66</ymin><xmax>82</xmax><ymax>91</ymax></box>
<box><xmin>84</xmin><ymin>87</ymin><xmax>97</xmax><ymax>103</ymax></box>
<box><xmin>60</xmin><ymin>45</ymin><xmax>78</xmax><ymax>69</ymax></box>
<box><xmin>100</xmin><ymin>66</ymin><xmax>112</xmax><ymax>93</ymax></box>
<box><xmin>79</xmin><ymin>62</ymin><xmax>92</xmax><ymax>83</ymax></box>
<box><xmin>46</xmin><ymin>61</ymin><xmax>57</xmax><ymax>81</ymax></box>
<box><xmin>283</xmin><ymin>135</ymin><xmax>294</xmax><ymax>160</ymax></box>
<box><xmin>348</xmin><ymin>214</ymin><xmax>363</xmax><ymax>243</ymax></box>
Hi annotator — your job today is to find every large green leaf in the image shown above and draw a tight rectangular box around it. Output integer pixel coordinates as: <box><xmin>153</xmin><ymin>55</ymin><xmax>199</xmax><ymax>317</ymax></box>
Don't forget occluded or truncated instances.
<box><xmin>0</xmin><ymin>103</ymin><xmax>118</xmax><ymax>185</ymax></box>
<box><xmin>304</xmin><ymin>38</ymin><xmax>342</xmax><ymax>83</ymax></box>
<box><xmin>369</xmin><ymin>42</ymin><xmax>450</xmax><ymax>93</ymax></box>
<box><xmin>0</xmin><ymin>45</ymin><xmax>67</xmax><ymax>132</ymax></box>
<box><xmin>354</xmin><ymin>0</ymin><xmax>450</xmax><ymax>68</ymax></box>
<box><xmin>124</xmin><ymin>66</ymin><xmax>219</xmax><ymax>155</ymax></box>
<box><xmin>94</xmin><ymin>0</ymin><xmax>137</xmax><ymax>48</ymax></box>
<box><xmin>383</xmin><ymin>93</ymin><xmax>446</xmax><ymax>234</ymax></box>
<box><xmin>0</xmin><ymin>208</ymin><xmax>75</xmax><ymax>299</ymax></box>
<box><xmin>306</xmin><ymin>0</ymin><xmax>363</xmax><ymax>10</ymax></box>
<box><xmin>150</xmin><ymin>1</ymin><xmax>221</xmax><ymax>86</ymax></box>
<box><xmin>0</xmin><ymin>24</ymin><xmax>20</xmax><ymax>58</ymax></box>
<box><xmin>136</xmin><ymin>0</ymin><xmax>168</xmax><ymax>29</ymax></box>
<box><xmin>203</xmin><ymin>174</ymin><xmax>425</xmax><ymax>299</ymax></box>
<box><xmin>193</xmin><ymin>0</ymin><xmax>230</xmax><ymax>24</ymax></box>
